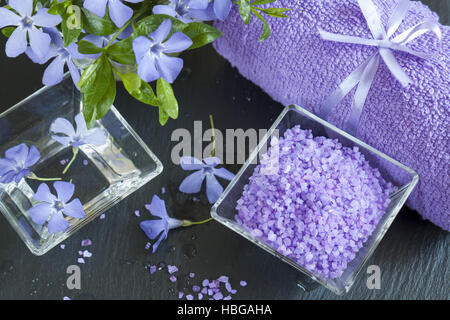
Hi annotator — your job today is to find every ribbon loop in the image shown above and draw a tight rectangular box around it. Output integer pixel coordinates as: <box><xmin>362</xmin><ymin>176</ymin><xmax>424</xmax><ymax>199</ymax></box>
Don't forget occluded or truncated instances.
<box><xmin>318</xmin><ymin>0</ymin><xmax>441</xmax><ymax>135</ymax></box>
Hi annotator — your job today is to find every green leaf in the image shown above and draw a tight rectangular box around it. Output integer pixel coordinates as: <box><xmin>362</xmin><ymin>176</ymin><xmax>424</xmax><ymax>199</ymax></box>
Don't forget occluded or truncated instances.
<box><xmin>182</xmin><ymin>23</ymin><xmax>222</xmax><ymax>50</ymax></box>
<box><xmin>79</xmin><ymin>54</ymin><xmax>116</xmax><ymax>128</ymax></box>
<box><xmin>238</xmin><ymin>0</ymin><xmax>251</xmax><ymax>24</ymax></box>
<box><xmin>106</xmin><ymin>38</ymin><xmax>136</xmax><ymax>65</ymax></box>
<box><xmin>251</xmin><ymin>8</ymin><xmax>271</xmax><ymax>41</ymax></box>
<box><xmin>156</xmin><ymin>78</ymin><xmax>178</xmax><ymax>125</ymax></box>
<box><xmin>1</xmin><ymin>27</ymin><xmax>15</xmax><ymax>38</ymax></box>
<box><xmin>60</xmin><ymin>4</ymin><xmax>82</xmax><ymax>46</ymax></box>
<box><xmin>78</xmin><ymin>40</ymin><xmax>103</xmax><ymax>54</ymax></box>
<box><xmin>82</xmin><ymin>7</ymin><xmax>117</xmax><ymax>36</ymax></box>
<box><xmin>119</xmin><ymin>73</ymin><xmax>159</xmax><ymax>106</ymax></box>
<box><xmin>251</xmin><ymin>0</ymin><xmax>276</xmax><ymax>5</ymax></box>
<box><xmin>132</xmin><ymin>14</ymin><xmax>187</xmax><ymax>39</ymax></box>
<box><xmin>256</xmin><ymin>7</ymin><xmax>290</xmax><ymax>18</ymax></box>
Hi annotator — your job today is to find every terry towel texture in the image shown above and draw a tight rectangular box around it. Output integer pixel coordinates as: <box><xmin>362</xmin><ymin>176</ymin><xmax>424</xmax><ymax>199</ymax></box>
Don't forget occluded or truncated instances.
<box><xmin>213</xmin><ymin>0</ymin><xmax>449</xmax><ymax>230</ymax></box>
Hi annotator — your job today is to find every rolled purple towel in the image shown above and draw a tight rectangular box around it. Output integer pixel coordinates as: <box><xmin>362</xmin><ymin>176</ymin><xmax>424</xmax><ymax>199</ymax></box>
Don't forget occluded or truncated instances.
<box><xmin>213</xmin><ymin>0</ymin><xmax>449</xmax><ymax>231</ymax></box>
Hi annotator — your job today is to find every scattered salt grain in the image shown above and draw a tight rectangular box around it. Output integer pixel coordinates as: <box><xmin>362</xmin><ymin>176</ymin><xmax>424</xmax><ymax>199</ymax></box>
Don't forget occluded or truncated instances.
<box><xmin>77</xmin><ymin>258</ymin><xmax>85</xmax><ymax>264</ymax></box>
<box><xmin>239</xmin><ymin>281</ymin><xmax>247</xmax><ymax>287</ymax></box>
<box><xmin>169</xmin><ymin>275</ymin><xmax>177</xmax><ymax>283</ymax></box>
<box><xmin>134</xmin><ymin>210</ymin><xmax>140</xmax><ymax>217</ymax></box>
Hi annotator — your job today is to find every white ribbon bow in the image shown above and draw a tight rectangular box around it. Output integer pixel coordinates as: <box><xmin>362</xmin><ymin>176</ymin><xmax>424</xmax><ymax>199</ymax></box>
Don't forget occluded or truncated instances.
<box><xmin>318</xmin><ymin>0</ymin><xmax>442</xmax><ymax>134</ymax></box>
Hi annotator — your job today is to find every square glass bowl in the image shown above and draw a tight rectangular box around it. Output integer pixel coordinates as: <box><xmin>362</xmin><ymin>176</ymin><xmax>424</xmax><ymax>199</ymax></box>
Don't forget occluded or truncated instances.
<box><xmin>0</xmin><ymin>76</ymin><xmax>163</xmax><ymax>255</ymax></box>
<box><xmin>211</xmin><ymin>105</ymin><xmax>418</xmax><ymax>294</ymax></box>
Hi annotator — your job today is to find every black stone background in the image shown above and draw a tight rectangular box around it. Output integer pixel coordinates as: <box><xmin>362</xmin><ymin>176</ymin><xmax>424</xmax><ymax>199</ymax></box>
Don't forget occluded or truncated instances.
<box><xmin>0</xmin><ymin>0</ymin><xmax>448</xmax><ymax>300</ymax></box>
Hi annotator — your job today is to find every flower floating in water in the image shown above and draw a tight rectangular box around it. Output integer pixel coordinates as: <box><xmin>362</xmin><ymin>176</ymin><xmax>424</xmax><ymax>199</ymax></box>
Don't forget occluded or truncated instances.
<box><xmin>179</xmin><ymin>156</ymin><xmax>235</xmax><ymax>203</ymax></box>
<box><xmin>0</xmin><ymin>144</ymin><xmax>40</xmax><ymax>184</ymax></box>
<box><xmin>152</xmin><ymin>0</ymin><xmax>216</xmax><ymax>23</ymax></box>
<box><xmin>50</xmin><ymin>113</ymin><xmax>107</xmax><ymax>174</ymax></box>
<box><xmin>83</xmin><ymin>0</ymin><xmax>144</xmax><ymax>28</ymax></box>
<box><xmin>133</xmin><ymin>19</ymin><xmax>193</xmax><ymax>84</ymax></box>
<box><xmin>140</xmin><ymin>195</ymin><xmax>212</xmax><ymax>253</ymax></box>
<box><xmin>0</xmin><ymin>0</ymin><xmax>61</xmax><ymax>58</ymax></box>
<box><xmin>28</xmin><ymin>181</ymin><xmax>85</xmax><ymax>234</ymax></box>
<box><xmin>0</xmin><ymin>143</ymin><xmax>61</xmax><ymax>184</ymax></box>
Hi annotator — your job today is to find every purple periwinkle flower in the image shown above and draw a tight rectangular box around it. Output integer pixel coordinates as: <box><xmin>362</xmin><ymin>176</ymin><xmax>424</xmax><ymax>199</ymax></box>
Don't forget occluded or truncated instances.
<box><xmin>133</xmin><ymin>19</ymin><xmax>192</xmax><ymax>83</ymax></box>
<box><xmin>213</xmin><ymin>0</ymin><xmax>232</xmax><ymax>21</ymax></box>
<box><xmin>179</xmin><ymin>156</ymin><xmax>235</xmax><ymax>204</ymax></box>
<box><xmin>0</xmin><ymin>144</ymin><xmax>40</xmax><ymax>184</ymax></box>
<box><xmin>0</xmin><ymin>0</ymin><xmax>62</xmax><ymax>58</ymax></box>
<box><xmin>28</xmin><ymin>182</ymin><xmax>85</xmax><ymax>234</ymax></box>
<box><xmin>50</xmin><ymin>114</ymin><xmax>107</xmax><ymax>147</ymax></box>
<box><xmin>26</xmin><ymin>28</ymin><xmax>88</xmax><ymax>87</ymax></box>
<box><xmin>140</xmin><ymin>195</ymin><xmax>185</xmax><ymax>254</ymax></box>
<box><xmin>153</xmin><ymin>0</ymin><xmax>216</xmax><ymax>23</ymax></box>
<box><xmin>83</xmin><ymin>0</ymin><xmax>144</xmax><ymax>28</ymax></box>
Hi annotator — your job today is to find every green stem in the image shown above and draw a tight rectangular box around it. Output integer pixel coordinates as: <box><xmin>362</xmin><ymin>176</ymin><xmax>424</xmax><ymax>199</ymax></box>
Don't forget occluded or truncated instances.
<box><xmin>104</xmin><ymin>4</ymin><xmax>149</xmax><ymax>50</ymax></box>
<box><xmin>28</xmin><ymin>173</ymin><xmax>62</xmax><ymax>182</ymax></box>
<box><xmin>62</xmin><ymin>147</ymin><xmax>79</xmax><ymax>175</ymax></box>
<box><xmin>183</xmin><ymin>217</ymin><xmax>214</xmax><ymax>227</ymax></box>
<box><xmin>209</xmin><ymin>114</ymin><xmax>216</xmax><ymax>157</ymax></box>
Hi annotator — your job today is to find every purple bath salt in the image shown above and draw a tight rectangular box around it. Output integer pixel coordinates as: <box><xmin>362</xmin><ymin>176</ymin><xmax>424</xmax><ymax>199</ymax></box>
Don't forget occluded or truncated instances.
<box><xmin>235</xmin><ymin>126</ymin><xmax>395</xmax><ymax>279</ymax></box>
<box><xmin>81</xmin><ymin>239</ymin><xmax>92</xmax><ymax>247</ymax></box>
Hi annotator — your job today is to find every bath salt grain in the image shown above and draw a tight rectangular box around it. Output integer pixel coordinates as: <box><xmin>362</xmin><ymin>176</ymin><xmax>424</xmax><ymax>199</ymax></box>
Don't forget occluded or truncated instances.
<box><xmin>235</xmin><ymin>126</ymin><xmax>395</xmax><ymax>279</ymax></box>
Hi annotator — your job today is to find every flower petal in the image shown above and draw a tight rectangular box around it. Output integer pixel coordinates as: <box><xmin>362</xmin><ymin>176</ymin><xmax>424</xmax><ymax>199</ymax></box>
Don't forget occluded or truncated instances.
<box><xmin>28</xmin><ymin>28</ymin><xmax>51</xmax><ymax>60</ymax></box>
<box><xmin>83</xmin><ymin>128</ymin><xmax>107</xmax><ymax>146</ymax></box>
<box><xmin>54</xmin><ymin>181</ymin><xmax>74</xmax><ymax>203</ymax></box>
<box><xmin>0</xmin><ymin>171</ymin><xmax>16</xmax><ymax>184</ymax></box>
<box><xmin>163</xmin><ymin>32</ymin><xmax>192</xmax><ymax>54</ymax></box>
<box><xmin>180</xmin><ymin>156</ymin><xmax>204</xmax><ymax>171</ymax></box>
<box><xmin>83</xmin><ymin>0</ymin><xmax>108</xmax><ymax>18</ymax></box>
<box><xmin>74</xmin><ymin>113</ymin><xmax>88</xmax><ymax>137</ymax></box>
<box><xmin>0</xmin><ymin>159</ymin><xmax>15</xmax><ymax>175</ymax></box>
<box><xmin>50</xmin><ymin>117</ymin><xmax>76</xmax><ymax>137</ymax></box>
<box><xmin>0</xmin><ymin>8</ymin><xmax>20</xmax><ymax>28</ymax></box>
<box><xmin>108</xmin><ymin>0</ymin><xmax>133</xmax><ymax>28</ymax></box>
<box><xmin>132</xmin><ymin>35</ymin><xmax>152</xmax><ymax>62</ymax></box>
<box><xmin>28</xmin><ymin>203</ymin><xmax>53</xmax><ymax>225</ymax></box>
<box><xmin>145</xmin><ymin>195</ymin><xmax>169</xmax><ymax>220</ymax></box>
<box><xmin>10</xmin><ymin>0</ymin><xmax>33</xmax><ymax>17</ymax></box>
<box><xmin>155</xmin><ymin>54</ymin><xmax>183</xmax><ymax>84</ymax></box>
<box><xmin>137</xmin><ymin>54</ymin><xmax>160</xmax><ymax>83</ymax></box>
<box><xmin>189</xmin><ymin>0</ymin><xmax>209</xmax><ymax>10</ymax></box>
<box><xmin>25</xmin><ymin>145</ymin><xmax>40</xmax><ymax>167</ymax></box>
<box><xmin>14</xmin><ymin>169</ymin><xmax>29</xmax><ymax>183</ymax></box>
<box><xmin>51</xmin><ymin>135</ymin><xmax>72</xmax><ymax>147</ymax></box>
<box><xmin>32</xmin><ymin>8</ymin><xmax>62</xmax><ymax>27</ymax></box>
<box><xmin>213</xmin><ymin>167</ymin><xmax>235</xmax><ymax>181</ymax></box>
<box><xmin>42</xmin><ymin>27</ymin><xmax>64</xmax><ymax>48</ymax></box>
<box><xmin>47</xmin><ymin>211</ymin><xmax>70</xmax><ymax>234</ymax></box>
<box><xmin>213</xmin><ymin>0</ymin><xmax>232</xmax><ymax>21</ymax></box>
<box><xmin>150</xmin><ymin>19</ymin><xmax>172</xmax><ymax>44</ymax></box>
<box><xmin>203</xmin><ymin>157</ymin><xmax>221</xmax><ymax>167</ymax></box>
<box><xmin>151</xmin><ymin>233</ymin><xmax>166</xmax><ymax>254</ymax></box>
<box><xmin>42</xmin><ymin>56</ymin><xmax>65</xmax><ymax>86</ymax></box>
<box><xmin>140</xmin><ymin>219</ymin><xmax>166</xmax><ymax>240</ymax></box>
<box><xmin>34</xmin><ymin>183</ymin><xmax>57</xmax><ymax>203</ymax></box>
<box><xmin>5</xmin><ymin>27</ymin><xmax>27</xmax><ymax>58</ymax></box>
<box><xmin>63</xmin><ymin>198</ymin><xmax>85</xmax><ymax>219</ymax></box>
<box><xmin>67</xmin><ymin>59</ymin><xmax>81</xmax><ymax>87</ymax></box>
<box><xmin>5</xmin><ymin>143</ymin><xmax>28</xmax><ymax>163</ymax></box>
<box><xmin>152</xmin><ymin>5</ymin><xmax>177</xmax><ymax>18</ymax></box>
<box><xmin>189</xmin><ymin>5</ymin><xmax>217</xmax><ymax>21</ymax></box>
<box><xmin>179</xmin><ymin>170</ymin><xmax>206</xmax><ymax>194</ymax></box>
<box><xmin>206</xmin><ymin>174</ymin><xmax>223</xmax><ymax>203</ymax></box>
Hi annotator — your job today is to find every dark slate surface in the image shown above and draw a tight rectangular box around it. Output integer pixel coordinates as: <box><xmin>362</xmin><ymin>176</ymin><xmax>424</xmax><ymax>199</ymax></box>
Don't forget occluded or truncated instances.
<box><xmin>0</xmin><ymin>0</ymin><xmax>448</xmax><ymax>300</ymax></box>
